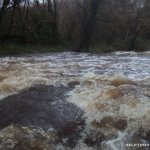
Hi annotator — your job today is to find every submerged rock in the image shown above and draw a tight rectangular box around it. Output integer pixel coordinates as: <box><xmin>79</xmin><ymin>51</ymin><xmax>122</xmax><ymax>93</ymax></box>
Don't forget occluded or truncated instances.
<box><xmin>0</xmin><ymin>84</ymin><xmax>85</xmax><ymax>148</ymax></box>
<box><xmin>91</xmin><ymin>116</ymin><xmax>127</xmax><ymax>131</ymax></box>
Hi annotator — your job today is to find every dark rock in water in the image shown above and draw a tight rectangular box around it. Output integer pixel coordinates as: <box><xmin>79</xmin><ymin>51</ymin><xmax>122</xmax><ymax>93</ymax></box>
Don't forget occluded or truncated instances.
<box><xmin>67</xmin><ymin>81</ymin><xmax>80</xmax><ymax>88</ymax></box>
<box><xmin>134</xmin><ymin>128</ymin><xmax>150</xmax><ymax>144</ymax></box>
<box><xmin>91</xmin><ymin>116</ymin><xmax>127</xmax><ymax>131</ymax></box>
<box><xmin>84</xmin><ymin>131</ymin><xmax>105</xmax><ymax>147</ymax></box>
<box><xmin>0</xmin><ymin>84</ymin><xmax>85</xmax><ymax>147</ymax></box>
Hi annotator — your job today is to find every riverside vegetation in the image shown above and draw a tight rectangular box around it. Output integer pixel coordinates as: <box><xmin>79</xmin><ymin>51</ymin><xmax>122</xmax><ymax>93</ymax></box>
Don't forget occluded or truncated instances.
<box><xmin>0</xmin><ymin>0</ymin><xmax>150</xmax><ymax>55</ymax></box>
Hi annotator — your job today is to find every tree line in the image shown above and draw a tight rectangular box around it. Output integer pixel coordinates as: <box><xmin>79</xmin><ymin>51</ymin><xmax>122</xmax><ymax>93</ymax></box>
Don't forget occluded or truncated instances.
<box><xmin>0</xmin><ymin>0</ymin><xmax>150</xmax><ymax>52</ymax></box>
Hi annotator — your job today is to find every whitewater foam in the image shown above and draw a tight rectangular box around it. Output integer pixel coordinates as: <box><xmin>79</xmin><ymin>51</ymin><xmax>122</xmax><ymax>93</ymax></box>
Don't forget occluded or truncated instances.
<box><xmin>0</xmin><ymin>51</ymin><xmax>150</xmax><ymax>149</ymax></box>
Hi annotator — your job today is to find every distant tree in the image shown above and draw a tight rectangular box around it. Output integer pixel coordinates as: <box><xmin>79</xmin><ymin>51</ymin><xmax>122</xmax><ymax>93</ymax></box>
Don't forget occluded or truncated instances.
<box><xmin>127</xmin><ymin>0</ymin><xmax>147</xmax><ymax>50</ymax></box>
<box><xmin>0</xmin><ymin>0</ymin><xmax>10</xmax><ymax>27</ymax></box>
<box><xmin>77</xmin><ymin>0</ymin><xmax>101</xmax><ymax>51</ymax></box>
<box><xmin>47</xmin><ymin>0</ymin><xmax>58</xmax><ymax>45</ymax></box>
<box><xmin>0</xmin><ymin>0</ymin><xmax>150</xmax><ymax>51</ymax></box>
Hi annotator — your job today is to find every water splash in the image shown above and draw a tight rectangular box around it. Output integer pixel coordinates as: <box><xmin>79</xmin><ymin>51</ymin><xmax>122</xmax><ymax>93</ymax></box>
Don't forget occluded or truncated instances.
<box><xmin>0</xmin><ymin>51</ymin><xmax>150</xmax><ymax>149</ymax></box>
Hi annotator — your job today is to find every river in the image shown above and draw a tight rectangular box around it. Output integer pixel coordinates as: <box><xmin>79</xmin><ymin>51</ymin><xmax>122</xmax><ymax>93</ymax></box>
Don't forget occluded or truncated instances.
<box><xmin>0</xmin><ymin>51</ymin><xmax>150</xmax><ymax>150</ymax></box>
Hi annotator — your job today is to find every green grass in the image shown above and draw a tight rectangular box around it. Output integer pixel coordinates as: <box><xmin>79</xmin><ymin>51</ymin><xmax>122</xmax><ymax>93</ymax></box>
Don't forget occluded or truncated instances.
<box><xmin>0</xmin><ymin>42</ymin><xmax>125</xmax><ymax>56</ymax></box>
<box><xmin>0</xmin><ymin>42</ymin><xmax>149</xmax><ymax>56</ymax></box>
<box><xmin>87</xmin><ymin>44</ymin><xmax>120</xmax><ymax>54</ymax></box>
<box><xmin>0</xmin><ymin>44</ymin><xmax>68</xmax><ymax>56</ymax></box>
<box><xmin>87</xmin><ymin>40</ymin><xmax>150</xmax><ymax>54</ymax></box>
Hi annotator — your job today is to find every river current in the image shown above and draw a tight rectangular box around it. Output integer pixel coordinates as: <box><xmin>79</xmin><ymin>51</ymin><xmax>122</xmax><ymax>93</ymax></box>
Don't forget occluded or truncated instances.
<box><xmin>0</xmin><ymin>51</ymin><xmax>150</xmax><ymax>150</ymax></box>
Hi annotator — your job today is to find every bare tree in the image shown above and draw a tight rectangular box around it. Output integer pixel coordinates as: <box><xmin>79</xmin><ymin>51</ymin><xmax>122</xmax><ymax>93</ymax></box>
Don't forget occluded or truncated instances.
<box><xmin>77</xmin><ymin>0</ymin><xmax>101</xmax><ymax>51</ymax></box>
<box><xmin>0</xmin><ymin>0</ymin><xmax>10</xmax><ymax>27</ymax></box>
<box><xmin>127</xmin><ymin>0</ymin><xmax>144</xmax><ymax>50</ymax></box>
<box><xmin>47</xmin><ymin>0</ymin><xmax>58</xmax><ymax>45</ymax></box>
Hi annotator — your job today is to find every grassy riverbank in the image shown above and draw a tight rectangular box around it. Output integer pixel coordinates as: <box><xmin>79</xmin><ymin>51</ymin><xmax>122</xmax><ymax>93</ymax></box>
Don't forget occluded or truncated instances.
<box><xmin>0</xmin><ymin>44</ymin><xmax>67</xmax><ymax>56</ymax></box>
<box><xmin>0</xmin><ymin>43</ymin><xmax>149</xmax><ymax>56</ymax></box>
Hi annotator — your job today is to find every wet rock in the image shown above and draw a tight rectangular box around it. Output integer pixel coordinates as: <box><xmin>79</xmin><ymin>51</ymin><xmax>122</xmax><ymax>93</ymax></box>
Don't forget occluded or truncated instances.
<box><xmin>135</xmin><ymin>128</ymin><xmax>150</xmax><ymax>143</ymax></box>
<box><xmin>91</xmin><ymin>116</ymin><xmax>127</xmax><ymax>131</ymax></box>
<box><xmin>124</xmin><ymin>128</ymin><xmax>150</xmax><ymax>150</ymax></box>
<box><xmin>84</xmin><ymin>131</ymin><xmax>105</xmax><ymax>147</ymax></box>
<box><xmin>0</xmin><ymin>84</ymin><xmax>85</xmax><ymax>147</ymax></box>
<box><xmin>67</xmin><ymin>81</ymin><xmax>80</xmax><ymax>88</ymax></box>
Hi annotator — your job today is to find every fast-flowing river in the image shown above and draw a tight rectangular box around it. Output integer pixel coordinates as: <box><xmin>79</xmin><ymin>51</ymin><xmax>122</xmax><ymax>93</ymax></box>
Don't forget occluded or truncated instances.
<box><xmin>0</xmin><ymin>51</ymin><xmax>150</xmax><ymax>150</ymax></box>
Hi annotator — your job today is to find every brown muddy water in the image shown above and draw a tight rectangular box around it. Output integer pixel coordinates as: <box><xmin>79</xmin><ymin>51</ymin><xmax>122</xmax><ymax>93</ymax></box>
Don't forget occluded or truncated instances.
<box><xmin>0</xmin><ymin>51</ymin><xmax>150</xmax><ymax>150</ymax></box>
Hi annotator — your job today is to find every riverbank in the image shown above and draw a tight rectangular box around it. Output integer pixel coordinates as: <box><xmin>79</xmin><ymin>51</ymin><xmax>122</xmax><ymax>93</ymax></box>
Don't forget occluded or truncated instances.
<box><xmin>0</xmin><ymin>44</ymin><xmax>68</xmax><ymax>56</ymax></box>
<box><xmin>1</xmin><ymin>43</ymin><xmax>147</xmax><ymax>56</ymax></box>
